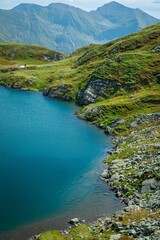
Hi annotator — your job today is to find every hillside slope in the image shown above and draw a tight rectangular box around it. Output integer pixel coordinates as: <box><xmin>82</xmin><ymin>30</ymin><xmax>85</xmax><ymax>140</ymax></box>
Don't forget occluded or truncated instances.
<box><xmin>0</xmin><ymin>23</ymin><xmax>160</xmax><ymax>99</ymax></box>
<box><xmin>0</xmin><ymin>42</ymin><xmax>66</xmax><ymax>65</ymax></box>
<box><xmin>0</xmin><ymin>1</ymin><xmax>159</xmax><ymax>53</ymax></box>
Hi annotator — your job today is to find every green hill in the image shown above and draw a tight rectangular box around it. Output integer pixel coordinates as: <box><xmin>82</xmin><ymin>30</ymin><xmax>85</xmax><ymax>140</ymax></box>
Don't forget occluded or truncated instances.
<box><xmin>0</xmin><ymin>1</ymin><xmax>159</xmax><ymax>54</ymax></box>
<box><xmin>0</xmin><ymin>22</ymin><xmax>160</xmax><ymax>121</ymax></box>
<box><xmin>0</xmin><ymin>42</ymin><xmax>66</xmax><ymax>64</ymax></box>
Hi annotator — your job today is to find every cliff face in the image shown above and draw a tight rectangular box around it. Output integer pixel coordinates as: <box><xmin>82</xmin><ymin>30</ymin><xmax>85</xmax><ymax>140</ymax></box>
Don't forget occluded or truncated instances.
<box><xmin>76</xmin><ymin>78</ymin><xmax>118</xmax><ymax>105</ymax></box>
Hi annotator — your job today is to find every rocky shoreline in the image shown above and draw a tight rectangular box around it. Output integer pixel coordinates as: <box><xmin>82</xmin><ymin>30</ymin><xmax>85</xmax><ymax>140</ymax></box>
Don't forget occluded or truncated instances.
<box><xmin>1</xmin><ymin>85</ymin><xmax>159</xmax><ymax>239</ymax></box>
<box><xmin>101</xmin><ymin>113</ymin><xmax>160</xmax><ymax>208</ymax></box>
<box><xmin>34</xmin><ymin>112</ymin><xmax>160</xmax><ymax>240</ymax></box>
<box><xmin>93</xmin><ymin>113</ymin><xmax>160</xmax><ymax>239</ymax></box>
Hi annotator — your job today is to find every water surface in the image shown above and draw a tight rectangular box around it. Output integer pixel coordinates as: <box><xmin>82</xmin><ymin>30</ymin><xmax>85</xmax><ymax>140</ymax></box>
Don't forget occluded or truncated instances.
<box><xmin>0</xmin><ymin>87</ymin><xmax>124</xmax><ymax>240</ymax></box>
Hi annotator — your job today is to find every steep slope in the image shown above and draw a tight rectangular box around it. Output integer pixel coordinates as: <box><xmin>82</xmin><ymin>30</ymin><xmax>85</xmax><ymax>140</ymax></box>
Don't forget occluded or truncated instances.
<box><xmin>91</xmin><ymin>1</ymin><xmax>159</xmax><ymax>40</ymax></box>
<box><xmin>0</xmin><ymin>3</ymin><xmax>103</xmax><ymax>54</ymax></box>
<box><xmin>91</xmin><ymin>1</ymin><xmax>158</xmax><ymax>27</ymax></box>
<box><xmin>0</xmin><ymin>1</ymin><xmax>159</xmax><ymax>53</ymax></box>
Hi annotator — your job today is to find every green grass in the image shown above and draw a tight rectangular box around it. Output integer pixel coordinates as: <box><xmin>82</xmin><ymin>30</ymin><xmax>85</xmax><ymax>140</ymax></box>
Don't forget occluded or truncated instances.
<box><xmin>78</xmin><ymin>84</ymin><xmax>160</xmax><ymax>130</ymax></box>
<box><xmin>38</xmin><ymin>230</ymin><xmax>66</xmax><ymax>240</ymax></box>
<box><xmin>38</xmin><ymin>224</ymin><xmax>134</xmax><ymax>240</ymax></box>
<box><xmin>38</xmin><ymin>224</ymin><xmax>96</xmax><ymax>240</ymax></box>
<box><xmin>0</xmin><ymin>42</ymin><xmax>66</xmax><ymax>65</ymax></box>
<box><xmin>0</xmin><ymin>23</ymin><xmax>159</xmax><ymax>96</ymax></box>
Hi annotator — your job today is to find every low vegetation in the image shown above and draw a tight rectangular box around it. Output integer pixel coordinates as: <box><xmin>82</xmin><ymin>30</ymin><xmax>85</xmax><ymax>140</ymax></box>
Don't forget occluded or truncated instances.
<box><xmin>0</xmin><ymin>23</ymin><xmax>160</xmax><ymax>95</ymax></box>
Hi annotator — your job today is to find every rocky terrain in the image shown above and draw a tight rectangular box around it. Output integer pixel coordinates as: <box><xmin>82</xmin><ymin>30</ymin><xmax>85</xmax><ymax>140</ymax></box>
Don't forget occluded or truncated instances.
<box><xmin>76</xmin><ymin>78</ymin><xmax>118</xmax><ymax>106</ymax></box>
<box><xmin>34</xmin><ymin>113</ymin><xmax>160</xmax><ymax>240</ymax></box>
<box><xmin>97</xmin><ymin>113</ymin><xmax>160</xmax><ymax>239</ymax></box>
<box><xmin>43</xmin><ymin>84</ymin><xmax>73</xmax><ymax>101</ymax></box>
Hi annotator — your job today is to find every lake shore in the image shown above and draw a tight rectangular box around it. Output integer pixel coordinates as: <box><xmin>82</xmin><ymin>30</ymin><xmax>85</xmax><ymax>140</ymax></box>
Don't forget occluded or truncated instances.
<box><xmin>37</xmin><ymin>102</ymin><xmax>160</xmax><ymax>239</ymax></box>
<box><xmin>1</xmin><ymin>85</ymin><xmax>160</xmax><ymax>240</ymax></box>
<box><xmin>0</xmin><ymin>86</ymin><xmax>125</xmax><ymax>240</ymax></box>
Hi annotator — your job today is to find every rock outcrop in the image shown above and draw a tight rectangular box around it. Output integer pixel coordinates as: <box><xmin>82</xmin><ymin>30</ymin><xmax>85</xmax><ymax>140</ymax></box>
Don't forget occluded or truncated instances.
<box><xmin>76</xmin><ymin>78</ymin><xmax>118</xmax><ymax>105</ymax></box>
<box><xmin>152</xmin><ymin>44</ymin><xmax>160</xmax><ymax>53</ymax></box>
<box><xmin>68</xmin><ymin>218</ymin><xmax>80</xmax><ymax>225</ymax></box>
<box><xmin>43</xmin><ymin>84</ymin><xmax>73</xmax><ymax>101</ymax></box>
<box><xmin>43</xmin><ymin>53</ymin><xmax>65</xmax><ymax>62</ymax></box>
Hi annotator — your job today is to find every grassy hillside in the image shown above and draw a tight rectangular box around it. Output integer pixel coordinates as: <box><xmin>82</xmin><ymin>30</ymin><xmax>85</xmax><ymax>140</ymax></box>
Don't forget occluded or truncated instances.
<box><xmin>0</xmin><ymin>23</ymin><xmax>159</xmax><ymax>96</ymax></box>
<box><xmin>0</xmin><ymin>42</ymin><xmax>66</xmax><ymax>65</ymax></box>
<box><xmin>0</xmin><ymin>23</ymin><xmax>159</xmax><ymax>132</ymax></box>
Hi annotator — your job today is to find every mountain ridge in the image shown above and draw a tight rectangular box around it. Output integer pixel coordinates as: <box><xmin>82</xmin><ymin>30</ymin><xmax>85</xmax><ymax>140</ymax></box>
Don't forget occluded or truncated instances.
<box><xmin>0</xmin><ymin>1</ymin><xmax>159</xmax><ymax>54</ymax></box>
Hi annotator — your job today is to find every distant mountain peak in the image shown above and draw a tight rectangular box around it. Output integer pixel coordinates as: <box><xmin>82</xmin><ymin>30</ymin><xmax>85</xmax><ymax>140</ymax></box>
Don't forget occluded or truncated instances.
<box><xmin>94</xmin><ymin>1</ymin><xmax>131</xmax><ymax>14</ymax></box>
<box><xmin>102</xmin><ymin>1</ymin><xmax>127</xmax><ymax>8</ymax></box>
<box><xmin>47</xmin><ymin>2</ymin><xmax>82</xmax><ymax>11</ymax></box>
<box><xmin>48</xmin><ymin>2</ymin><xmax>71</xmax><ymax>7</ymax></box>
<box><xmin>107</xmin><ymin>1</ymin><xmax>123</xmax><ymax>5</ymax></box>
<box><xmin>13</xmin><ymin>3</ymin><xmax>42</xmax><ymax>10</ymax></box>
<box><xmin>0</xmin><ymin>1</ymin><xmax>159</xmax><ymax>54</ymax></box>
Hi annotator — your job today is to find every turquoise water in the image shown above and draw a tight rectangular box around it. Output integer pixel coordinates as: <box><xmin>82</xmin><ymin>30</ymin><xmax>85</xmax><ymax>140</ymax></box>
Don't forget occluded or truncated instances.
<box><xmin>0</xmin><ymin>87</ymin><xmax>124</xmax><ymax>240</ymax></box>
